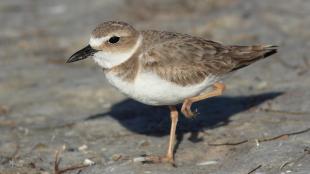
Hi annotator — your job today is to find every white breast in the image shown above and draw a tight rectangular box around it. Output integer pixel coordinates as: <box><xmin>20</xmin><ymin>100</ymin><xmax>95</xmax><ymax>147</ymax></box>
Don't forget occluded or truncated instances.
<box><xmin>105</xmin><ymin>71</ymin><xmax>218</xmax><ymax>106</ymax></box>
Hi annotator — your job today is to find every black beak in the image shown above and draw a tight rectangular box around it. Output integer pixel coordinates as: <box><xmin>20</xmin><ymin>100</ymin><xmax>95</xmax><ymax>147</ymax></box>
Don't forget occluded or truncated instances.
<box><xmin>66</xmin><ymin>45</ymin><xmax>98</xmax><ymax>63</ymax></box>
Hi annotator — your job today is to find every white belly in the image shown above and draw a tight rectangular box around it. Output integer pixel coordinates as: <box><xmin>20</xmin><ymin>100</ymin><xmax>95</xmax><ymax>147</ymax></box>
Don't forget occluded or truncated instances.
<box><xmin>105</xmin><ymin>71</ymin><xmax>218</xmax><ymax>106</ymax></box>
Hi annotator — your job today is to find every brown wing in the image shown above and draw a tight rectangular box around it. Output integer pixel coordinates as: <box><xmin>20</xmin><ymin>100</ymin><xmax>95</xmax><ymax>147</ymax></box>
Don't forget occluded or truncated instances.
<box><xmin>141</xmin><ymin>31</ymin><xmax>277</xmax><ymax>86</ymax></box>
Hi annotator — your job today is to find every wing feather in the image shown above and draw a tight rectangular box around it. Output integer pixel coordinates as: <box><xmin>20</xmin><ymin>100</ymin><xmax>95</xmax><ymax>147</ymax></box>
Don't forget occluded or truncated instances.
<box><xmin>140</xmin><ymin>31</ymin><xmax>277</xmax><ymax>86</ymax></box>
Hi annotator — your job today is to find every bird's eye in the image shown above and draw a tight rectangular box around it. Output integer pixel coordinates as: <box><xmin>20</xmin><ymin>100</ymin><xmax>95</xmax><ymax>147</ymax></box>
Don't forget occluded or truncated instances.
<box><xmin>108</xmin><ymin>36</ymin><xmax>120</xmax><ymax>44</ymax></box>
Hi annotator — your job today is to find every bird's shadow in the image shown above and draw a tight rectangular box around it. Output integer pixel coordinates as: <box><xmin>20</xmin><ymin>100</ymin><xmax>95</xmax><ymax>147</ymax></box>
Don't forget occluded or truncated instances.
<box><xmin>86</xmin><ymin>92</ymin><xmax>282</xmax><ymax>141</ymax></box>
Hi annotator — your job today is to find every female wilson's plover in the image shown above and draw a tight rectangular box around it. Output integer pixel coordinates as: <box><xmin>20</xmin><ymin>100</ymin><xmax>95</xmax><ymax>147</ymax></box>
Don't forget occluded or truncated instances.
<box><xmin>67</xmin><ymin>21</ymin><xmax>277</xmax><ymax>164</ymax></box>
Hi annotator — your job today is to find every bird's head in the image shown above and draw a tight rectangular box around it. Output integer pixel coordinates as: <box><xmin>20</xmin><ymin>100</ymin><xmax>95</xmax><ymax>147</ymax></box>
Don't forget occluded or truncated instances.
<box><xmin>66</xmin><ymin>21</ymin><xmax>142</xmax><ymax>69</ymax></box>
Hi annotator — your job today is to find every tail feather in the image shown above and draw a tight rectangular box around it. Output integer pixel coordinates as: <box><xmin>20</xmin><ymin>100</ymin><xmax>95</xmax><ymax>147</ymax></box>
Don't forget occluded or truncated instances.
<box><xmin>229</xmin><ymin>45</ymin><xmax>278</xmax><ymax>71</ymax></box>
<box><xmin>262</xmin><ymin>45</ymin><xmax>278</xmax><ymax>57</ymax></box>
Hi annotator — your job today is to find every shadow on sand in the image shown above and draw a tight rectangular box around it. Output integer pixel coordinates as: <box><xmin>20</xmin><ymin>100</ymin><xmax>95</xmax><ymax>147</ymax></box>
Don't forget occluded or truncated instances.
<box><xmin>86</xmin><ymin>92</ymin><xmax>282</xmax><ymax>137</ymax></box>
<box><xmin>86</xmin><ymin>92</ymin><xmax>282</xmax><ymax>154</ymax></box>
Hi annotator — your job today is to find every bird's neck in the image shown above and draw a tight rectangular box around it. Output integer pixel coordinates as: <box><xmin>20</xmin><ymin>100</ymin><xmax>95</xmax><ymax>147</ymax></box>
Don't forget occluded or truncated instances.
<box><xmin>103</xmin><ymin>35</ymin><xmax>144</xmax><ymax>82</ymax></box>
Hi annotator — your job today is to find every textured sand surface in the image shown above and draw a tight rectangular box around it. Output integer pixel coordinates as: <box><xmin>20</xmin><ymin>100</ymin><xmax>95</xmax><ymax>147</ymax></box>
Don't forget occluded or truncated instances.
<box><xmin>0</xmin><ymin>0</ymin><xmax>310</xmax><ymax>173</ymax></box>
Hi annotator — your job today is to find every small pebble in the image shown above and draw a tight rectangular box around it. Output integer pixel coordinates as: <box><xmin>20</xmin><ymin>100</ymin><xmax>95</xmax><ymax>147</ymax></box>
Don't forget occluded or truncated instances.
<box><xmin>83</xmin><ymin>158</ymin><xmax>95</xmax><ymax>166</ymax></box>
<box><xmin>78</xmin><ymin>145</ymin><xmax>88</xmax><ymax>151</ymax></box>
<box><xmin>40</xmin><ymin>172</ymin><xmax>50</xmax><ymax>174</ymax></box>
<box><xmin>61</xmin><ymin>144</ymin><xmax>67</xmax><ymax>151</ymax></box>
<box><xmin>257</xmin><ymin>81</ymin><xmax>268</xmax><ymax>89</ymax></box>
<box><xmin>138</xmin><ymin>140</ymin><xmax>150</xmax><ymax>147</ymax></box>
<box><xmin>196</xmin><ymin>160</ymin><xmax>218</xmax><ymax>166</ymax></box>
<box><xmin>255</xmin><ymin>139</ymin><xmax>260</xmax><ymax>147</ymax></box>
<box><xmin>18</xmin><ymin>127</ymin><xmax>29</xmax><ymax>135</ymax></box>
<box><xmin>111</xmin><ymin>154</ymin><xmax>122</xmax><ymax>161</ymax></box>
<box><xmin>133</xmin><ymin>157</ymin><xmax>147</xmax><ymax>162</ymax></box>
<box><xmin>0</xmin><ymin>105</ymin><xmax>9</xmax><ymax>115</ymax></box>
<box><xmin>34</xmin><ymin>143</ymin><xmax>48</xmax><ymax>150</ymax></box>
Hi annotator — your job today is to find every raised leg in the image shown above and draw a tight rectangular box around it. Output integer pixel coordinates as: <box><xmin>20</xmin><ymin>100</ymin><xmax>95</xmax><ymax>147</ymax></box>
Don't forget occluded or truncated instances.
<box><xmin>181</xmin><ymin>82</ymin><xmax>225</xmax><ymax>118</ymax></box>
<box><xmin>143</xmin><ymin>106</ymin><xmax>178</xmax><ymax>165</ymax></box>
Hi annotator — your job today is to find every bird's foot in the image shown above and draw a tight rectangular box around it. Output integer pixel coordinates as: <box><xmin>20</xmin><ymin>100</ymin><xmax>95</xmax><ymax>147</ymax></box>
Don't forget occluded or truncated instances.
<box><xmin>181</xmin><ymin>99</ymin><xmax>198</xmax><ymax>118</ymax></box>
<box><xmin>137</xmin><ymin>154</ymin><xmax>176</xmax><ymax>166</ymax></box>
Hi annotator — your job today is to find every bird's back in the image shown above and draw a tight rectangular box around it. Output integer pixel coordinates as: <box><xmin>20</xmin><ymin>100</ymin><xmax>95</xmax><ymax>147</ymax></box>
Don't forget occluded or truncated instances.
<box><xmin>139</xmin><ymin>30</ymin><xmax>278</xmax><ymax>86</ymax></box>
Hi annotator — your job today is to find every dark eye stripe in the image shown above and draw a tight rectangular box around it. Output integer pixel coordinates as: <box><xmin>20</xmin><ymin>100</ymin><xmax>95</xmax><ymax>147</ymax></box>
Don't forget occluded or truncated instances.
<box><xmin>108</xmin><ymin>36</ymin><xmax>120</xmax><ymax>44</ymax></box>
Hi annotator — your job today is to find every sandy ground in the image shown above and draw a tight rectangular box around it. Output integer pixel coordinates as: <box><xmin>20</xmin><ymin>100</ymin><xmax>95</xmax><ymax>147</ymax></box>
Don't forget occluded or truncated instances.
<box><xmin>0</xmin><ymin>0</ymin><xmax>310</xmax><ymax>173</ymax></box>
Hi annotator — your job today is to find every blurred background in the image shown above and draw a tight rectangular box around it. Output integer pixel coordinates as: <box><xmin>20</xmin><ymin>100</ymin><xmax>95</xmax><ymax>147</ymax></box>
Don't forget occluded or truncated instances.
<box><xmin>0</xmin><ymin>0</ymin><xmax>309</xmax><ymax>173</ymax></box>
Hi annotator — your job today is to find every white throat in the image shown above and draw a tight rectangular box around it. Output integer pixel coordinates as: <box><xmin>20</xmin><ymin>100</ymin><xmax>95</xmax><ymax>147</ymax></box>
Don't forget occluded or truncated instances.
<box><xmin>91</xmin><ymin>35</ymin><xmax>142</xmax><ymax>69</ymax></box>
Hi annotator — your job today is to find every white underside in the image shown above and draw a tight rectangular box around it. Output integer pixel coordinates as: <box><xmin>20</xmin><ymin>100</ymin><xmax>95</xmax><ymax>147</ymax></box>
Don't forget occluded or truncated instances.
<box><xmin>105</xmin><ymin>71</ymin><xmax>218</xmax><ymax>106</ymax></box>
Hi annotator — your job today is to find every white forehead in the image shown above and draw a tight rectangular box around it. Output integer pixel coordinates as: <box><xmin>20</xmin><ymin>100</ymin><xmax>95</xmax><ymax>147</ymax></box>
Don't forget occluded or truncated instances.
<box><xmin>89</xmin><ymin>36</ymin><xmax>110</xmax><ymax>47</ymax></box>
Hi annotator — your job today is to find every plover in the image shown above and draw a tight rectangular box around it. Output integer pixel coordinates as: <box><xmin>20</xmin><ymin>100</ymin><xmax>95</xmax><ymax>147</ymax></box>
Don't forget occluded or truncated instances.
<box><xmin>67</xmin><ymin>21</ymin><xmax>277</xmax><ymax>164</ymax></box>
